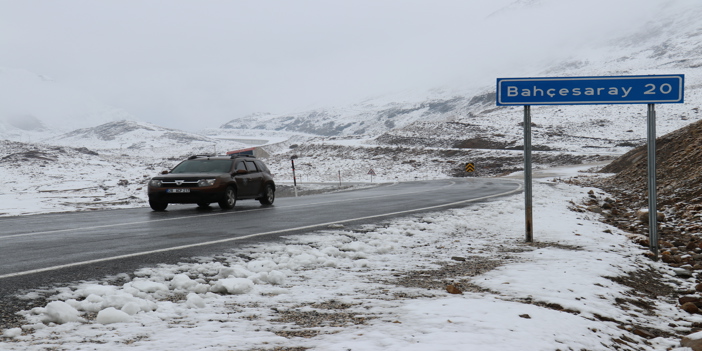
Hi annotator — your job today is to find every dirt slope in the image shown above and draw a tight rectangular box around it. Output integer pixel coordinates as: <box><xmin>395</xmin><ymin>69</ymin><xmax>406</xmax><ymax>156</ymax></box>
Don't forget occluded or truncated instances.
<box><xmin>592</xmin><ymin>118</ymin><xmax>702</xmax><ymax>241</ymax></box>
<box><xmin>599</xmin><ymin>118</ymin><xmax>702</xmax><ymax>211</ymax></box>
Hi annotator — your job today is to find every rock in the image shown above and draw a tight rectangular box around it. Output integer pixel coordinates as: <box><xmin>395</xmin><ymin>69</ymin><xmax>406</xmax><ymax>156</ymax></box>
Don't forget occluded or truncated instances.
<box><xmin>446</xmin><ymin>285</ymin><xmax>463</xmax><ymax>294</ymax></box>
<box><xmin>630</xmin><ymin>234</ymin><xmax>649</xmax><ymax>246</ymax></box>
<box><xmin>695</xmin><ymin>283</ymin><xmax>702</xmax><ymax>292</ymax></box>
<box><xmin>661</xmin><ymin>241</ymin><xmax>674</xmax><ymax>248</ymax></box>
<box><xmin>679</xmin><ymin>296</ymin><xmax>701</xmax><ymax>305</ymax></box>
<box><xmin>632</xmin><ymin>328</ymin><xmax>656</xmax><ymax>339</ymax></box>
<box><xmin>682</xmin><ymin>334</ymin><xmax>702</xmax><ymax>350</ymax></box>
<box><xmin>587</xmin><ymin>206</ymin><xmax>603</xmax><ymax>214</ymax></box>
<box><xmin>682</xmin><ymin>302</ymin><xmax>699</xmax><ymax>314</ymax></box>
<box><xmin>635</xmin><ymin>209</ymin><xmax>666</xmax><ymax>223</ymax></box>
<box><xmin>662</xmin><ymin>253</ymin><xmax>683</xmax><ymax>264</ymax></box>
<box><xmin>674</xmin><ymin>268</ymin><xmax>694</xmax><ymax>278</ymax></box>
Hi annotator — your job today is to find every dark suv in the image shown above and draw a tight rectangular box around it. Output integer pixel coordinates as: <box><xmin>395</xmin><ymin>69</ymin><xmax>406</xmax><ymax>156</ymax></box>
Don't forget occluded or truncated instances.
<box><xmin>147</xmin><ymin>155</ymin><xmax>275</xmax><ymax>211</ymax></box>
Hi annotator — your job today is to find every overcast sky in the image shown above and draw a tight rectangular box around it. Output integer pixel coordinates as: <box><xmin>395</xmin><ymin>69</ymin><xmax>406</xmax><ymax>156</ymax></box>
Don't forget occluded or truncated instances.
<box><xmin>0</xmin><ymin>0</ymin><xmax>690</xmax><ymax>131</ymax></box>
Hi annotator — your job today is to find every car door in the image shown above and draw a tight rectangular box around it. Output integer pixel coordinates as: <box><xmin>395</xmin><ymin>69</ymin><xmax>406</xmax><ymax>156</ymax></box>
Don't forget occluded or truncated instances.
<box><xmin>233</xmin><ymin>161</ymin><xmax>253</xmax><ymax>197</ymax></box>
<box><xmin>244</xmin><ymin>160</ymin><xmax>264</xmax><ymax>196</ymax></box>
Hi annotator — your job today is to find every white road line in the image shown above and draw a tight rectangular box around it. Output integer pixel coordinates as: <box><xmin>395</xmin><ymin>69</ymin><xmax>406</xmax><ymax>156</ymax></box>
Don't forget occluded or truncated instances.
<box><xmin>0</xmin><ymin>181</ymin><xmax>522</xmax><ymax>279</ymax></box>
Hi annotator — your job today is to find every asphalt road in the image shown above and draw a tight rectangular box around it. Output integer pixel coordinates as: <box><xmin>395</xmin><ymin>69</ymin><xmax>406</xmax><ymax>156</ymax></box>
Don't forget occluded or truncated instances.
<box><xmin>0</xmin><ymin>178</ymin><xmax>521</xmax><ymax>296</ymax></box>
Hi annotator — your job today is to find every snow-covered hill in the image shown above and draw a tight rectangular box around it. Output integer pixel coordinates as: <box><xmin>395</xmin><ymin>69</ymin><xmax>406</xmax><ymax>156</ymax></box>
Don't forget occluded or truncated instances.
<box><xmin>219</xmin><ymin>1</ymin><xmax>702</xmax><ymax>153</ymax></box>
<box><xmin>0</xmin><ymin>121</ymin><xmax>253</xmax><ymax>216</ymax></box>
<box><xmin>45</xmin><ymin>120</ymin><xmax>239</xmax><ymax>154</ymax></box>
<box><xmin>219</xmin><ymin>93</ymin><xmax>471</xmax><ymax>137</ymax></box>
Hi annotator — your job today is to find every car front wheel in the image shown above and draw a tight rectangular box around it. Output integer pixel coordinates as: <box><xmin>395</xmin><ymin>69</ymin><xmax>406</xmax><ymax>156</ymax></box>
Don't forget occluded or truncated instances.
<box><xmin>259</xmin><ymin>184</ymin><xmax>275</xmax><ymax>205</ymax></box>
<box><xmin>149</xmin><ymin>200</ymin><xmax>168</xmax><ymax>211</ymax></box>
<box><xmin>218</xmin><ymin>186</ymin><xmax>237</xmax><ymax>209</ymax></box>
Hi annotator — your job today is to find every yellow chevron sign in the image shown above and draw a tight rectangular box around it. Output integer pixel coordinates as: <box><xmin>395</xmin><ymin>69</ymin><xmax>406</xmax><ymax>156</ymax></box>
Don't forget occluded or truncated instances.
<box><xmin>464</xmin><ymin>163</ymin><xmax>475</xmax><ymax>172</ymax></box>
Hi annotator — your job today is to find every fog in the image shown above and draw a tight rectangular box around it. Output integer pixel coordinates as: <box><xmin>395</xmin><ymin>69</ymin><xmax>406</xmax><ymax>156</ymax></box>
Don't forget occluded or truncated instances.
<box><xmin>0</xmin><ymin>0</ymin><xmax>693</xmax><ymax>131</ymax></box>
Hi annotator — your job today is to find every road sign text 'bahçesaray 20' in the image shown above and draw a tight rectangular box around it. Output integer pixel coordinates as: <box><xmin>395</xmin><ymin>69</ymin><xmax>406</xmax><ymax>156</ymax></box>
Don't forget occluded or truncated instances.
<box><xmin>496</xmin><ymin>75</ymin><xmax>684</xmax><ymax>106</ymax></box>
<box><xmin>497</xmin><ymin>73</ymin><xmax>685</xmax><ymax>257</ymax></box>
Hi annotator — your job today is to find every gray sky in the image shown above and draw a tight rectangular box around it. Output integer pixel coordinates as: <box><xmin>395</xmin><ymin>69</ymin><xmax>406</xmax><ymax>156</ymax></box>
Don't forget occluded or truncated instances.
<box><xmin>0</xmin><ymin>0</ymin><xmax>686</xmax><ymax>131</ymax></box>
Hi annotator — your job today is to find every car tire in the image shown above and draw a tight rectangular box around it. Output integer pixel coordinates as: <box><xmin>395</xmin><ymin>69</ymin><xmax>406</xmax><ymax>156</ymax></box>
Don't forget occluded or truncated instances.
<box><xmin>218</xmin><ymin>186</ymin><xmax>237</xmax><ymax>209</ymax></box>
<box><xmin>149</xmin><ymin>200</ymin><xmax>168</xmax><ymax>211</ymax></box>
<box><xmin>259</xmin><ymin>184</ymin><xmax>275</xmax><ymax>205</ymax></box>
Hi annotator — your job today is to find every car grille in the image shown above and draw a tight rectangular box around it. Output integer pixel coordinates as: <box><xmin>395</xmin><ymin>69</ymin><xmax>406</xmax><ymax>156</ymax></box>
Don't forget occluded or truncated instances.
<box><xmin>161</xmin><ymin>180</ymin><xmax>200</xmax><ymax>187</ymax></box>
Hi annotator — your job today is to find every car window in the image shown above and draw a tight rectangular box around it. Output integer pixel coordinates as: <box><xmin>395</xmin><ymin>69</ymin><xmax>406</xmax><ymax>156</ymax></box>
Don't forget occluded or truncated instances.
<box><xmin>255</xmin><ymin>160</ymin><xmax>270</xmax><ymax>173</ymax></box>
<box><xmin>245</xmin><ymin>160</ymin><xmax>259</xmax><ymax>172</ymax></box>
<box><xmin>171</xmin><ymin>160</ymin><xmax>232</xmax><ymax>174</ymax></box>
<box><xmin>235</xmin><ymin>161</ymin><xmax>247</xmax><ymax>172</ymax></box>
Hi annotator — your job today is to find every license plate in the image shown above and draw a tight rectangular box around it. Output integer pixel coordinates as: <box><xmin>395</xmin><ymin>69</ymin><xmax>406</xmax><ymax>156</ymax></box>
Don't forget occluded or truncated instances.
<box><xmin>167</xmin><ymin>188</ymin><xmax>190</xmax><ymax>193</ymax></box>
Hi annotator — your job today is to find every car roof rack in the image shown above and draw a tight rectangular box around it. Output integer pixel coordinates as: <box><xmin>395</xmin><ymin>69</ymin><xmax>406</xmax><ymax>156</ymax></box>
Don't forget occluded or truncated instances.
<box><xmin>187</xmin><ymin>155</ymin><xmax>213</xmax><ymax>160</ymax></box>
<box><xmin>229</xmin><ymin>154</ymin><xmax>256</xmax><ymax>159</ymax></box>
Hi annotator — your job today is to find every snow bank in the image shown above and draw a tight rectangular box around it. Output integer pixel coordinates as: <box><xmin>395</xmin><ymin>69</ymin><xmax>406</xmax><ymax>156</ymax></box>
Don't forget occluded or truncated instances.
<box><xmin>96</xmin><ymin>308</ymin><xmax>131</xmax><ymax>324</ymax></box>
<box><xmin>1</xmin><ymin>180</ymin><xmax>692</xmax><ymax>350</ymax></box>
<box><xmin>41</xmin><ymin>301</ymin><xmax>83</xmax><ymax>324</ymax></box>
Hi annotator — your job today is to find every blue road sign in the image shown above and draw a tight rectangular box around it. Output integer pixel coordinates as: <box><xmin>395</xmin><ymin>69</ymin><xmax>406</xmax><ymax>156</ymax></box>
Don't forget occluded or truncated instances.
<box><xmin>496</xmin><ymin>75</ymin><xmax>684</xmax><ymax>106</ymax></box>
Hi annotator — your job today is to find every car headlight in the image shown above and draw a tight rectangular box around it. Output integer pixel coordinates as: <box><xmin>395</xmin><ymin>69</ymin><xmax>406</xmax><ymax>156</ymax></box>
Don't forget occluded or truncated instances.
<box><xmin>198</xmin><ymin>179</ymin><xmax>216</xmax><ymax>187</ymax></box>
<box><xmin>149</xmin><ymin>179</ymin><xmax>162</xmax><ymax>187</ymax></box>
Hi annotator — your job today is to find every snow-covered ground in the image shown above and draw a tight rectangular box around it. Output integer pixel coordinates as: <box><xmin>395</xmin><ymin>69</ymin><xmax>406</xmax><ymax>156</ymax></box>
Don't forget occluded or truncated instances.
<box><xmin>2</xmin><ymin>1</ymin><xmax>702</xmax><ymax>347</ymax></box>
<box><xmin>1</xmin><ymin>165</ymin><xmax>699</xmax><ymax>350</ymax></box>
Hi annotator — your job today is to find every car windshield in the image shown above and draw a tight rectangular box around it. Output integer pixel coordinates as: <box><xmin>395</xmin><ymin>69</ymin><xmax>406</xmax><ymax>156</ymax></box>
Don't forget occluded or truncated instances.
<box><xmin>170</xmin><ymin>159</ymin><xmax>232</xmax><ymax>174</ymax></box>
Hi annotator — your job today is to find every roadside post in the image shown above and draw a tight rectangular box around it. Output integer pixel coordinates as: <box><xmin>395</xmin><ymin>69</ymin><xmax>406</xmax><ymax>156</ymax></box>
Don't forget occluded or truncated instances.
<box><xmin>291</xmin><ymin>155</ymin><xmax>298</xmax><ymax>197</ymax></box>
<box><xmin>496</xmin><ymin>75</ymin><xmax>684</xmax><ymax>257</ymax></box>
<box><xmin>368</xmin><ymin>168</ymin><xmax>376</xmax><ymax>182</ymax></box>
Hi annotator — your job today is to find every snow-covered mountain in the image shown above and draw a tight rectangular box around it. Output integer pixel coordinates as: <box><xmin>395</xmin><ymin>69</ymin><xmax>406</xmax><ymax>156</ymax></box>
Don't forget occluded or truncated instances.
<box><xmin>46</xmin><ymin>120</ymin><xmax>225</xmax><ymax>151</ymax></box>
<box><xmin>219</xmin><ymin>1</ymin><xmax>702</xmax><ymax>152</ymax></box>
<box><xmin>219</xmin><ymin>93</ymin><xmax>471</xmax><ymax>137</ymax></box>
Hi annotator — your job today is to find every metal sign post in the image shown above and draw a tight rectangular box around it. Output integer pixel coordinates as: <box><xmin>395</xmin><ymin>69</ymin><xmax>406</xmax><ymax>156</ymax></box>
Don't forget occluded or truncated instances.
<box><xmin>647</xmin><ymin>104</ymin><xmax>658</xmax><ymax>257</ymax></box>
<box><xmin>524</xmin><ymin>105</ymin><xmax>533</xmax><ymax>242</ymax></box>
<box><xmin>496</xmin><ymin>75</ymin><xmax>684</xmax><ymax>257</ymax></box>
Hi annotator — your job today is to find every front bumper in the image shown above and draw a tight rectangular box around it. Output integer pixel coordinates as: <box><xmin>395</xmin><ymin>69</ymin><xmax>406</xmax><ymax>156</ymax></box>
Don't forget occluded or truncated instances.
<box><xmin>148</xmin><ymin>188</ymin><xmax>224</xmax><ymax>204</ymax></box>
